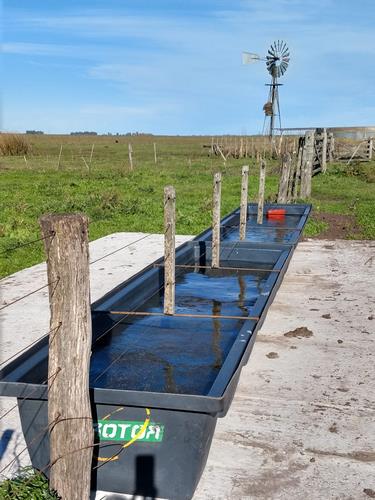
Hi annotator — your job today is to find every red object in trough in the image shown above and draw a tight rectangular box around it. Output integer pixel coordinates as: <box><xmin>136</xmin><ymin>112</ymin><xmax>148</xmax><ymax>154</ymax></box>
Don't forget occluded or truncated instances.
<box><xmin>267</xmin><ymin>208</ymin><xmax>286</xmax><ymax>220</ymax></box>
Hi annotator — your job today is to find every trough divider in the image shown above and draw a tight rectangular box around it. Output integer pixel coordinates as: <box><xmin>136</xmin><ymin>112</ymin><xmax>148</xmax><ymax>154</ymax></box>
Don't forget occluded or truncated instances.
<box><xmin>153</xmin><ymin>263</ymin><xmax>281</xmax><ymax>273</ymax></box>
<box><xmin>108</xmin><ymin>310</ymin><xmax>260</xmax><ymax>321</ymax></box>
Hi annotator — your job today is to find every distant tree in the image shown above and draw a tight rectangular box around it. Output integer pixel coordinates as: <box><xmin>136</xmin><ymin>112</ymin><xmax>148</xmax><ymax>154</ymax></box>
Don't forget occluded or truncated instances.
<box><xmin>70</xmin><ymin>131</ymin><xmax>97</xmax><ymax>136</ymax></box>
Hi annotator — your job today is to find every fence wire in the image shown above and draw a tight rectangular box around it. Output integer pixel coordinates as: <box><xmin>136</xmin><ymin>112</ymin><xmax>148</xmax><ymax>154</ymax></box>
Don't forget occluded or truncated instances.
<box><xmin>0</xmin><ymin>279</ymin><xmax>59</xmax><ymax>312</ymax></box>
<box><xmin>0</xmin><ymin>234</ymin><xmax>53</xmax><ymax>257</ymax></box>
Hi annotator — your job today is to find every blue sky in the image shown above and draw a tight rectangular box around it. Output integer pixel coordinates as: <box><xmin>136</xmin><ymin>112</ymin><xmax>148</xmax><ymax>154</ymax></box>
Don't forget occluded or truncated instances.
<box><xmin>2</xmin><ymin>0</ymin><xmax>375</xmax><ymax>135</ymax></box>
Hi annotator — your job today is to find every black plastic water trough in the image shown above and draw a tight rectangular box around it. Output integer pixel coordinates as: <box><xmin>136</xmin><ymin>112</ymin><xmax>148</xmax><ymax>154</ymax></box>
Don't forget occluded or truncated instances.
<box><xmin>197</xmin><ymin>202</ymin><xmax>311</xmax><ymax>245</ymax></box>
<box><xmin>0</xmin><ymin>203</ymin><xmax>311</xmax><ymax>500</ymax></box>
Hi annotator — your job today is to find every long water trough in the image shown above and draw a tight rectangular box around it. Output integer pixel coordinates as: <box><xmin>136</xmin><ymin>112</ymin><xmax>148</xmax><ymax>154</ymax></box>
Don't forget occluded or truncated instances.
<box><xmin>0</xmin><ymin>203</ymin><xmax>311</xmax><ymax>499</ymax></box>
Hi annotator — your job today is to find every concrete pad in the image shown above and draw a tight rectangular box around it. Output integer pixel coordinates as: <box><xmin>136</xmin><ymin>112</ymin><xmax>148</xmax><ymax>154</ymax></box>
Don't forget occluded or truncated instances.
<box><xmin>194</xmin><ymin>239</ymin><xmax>375</xmax><ymax>500</ymax></box>
<box><xmin>1</xmin><ymin>237</ymin><xmax>375</xmax><ymax>500</ymax></box>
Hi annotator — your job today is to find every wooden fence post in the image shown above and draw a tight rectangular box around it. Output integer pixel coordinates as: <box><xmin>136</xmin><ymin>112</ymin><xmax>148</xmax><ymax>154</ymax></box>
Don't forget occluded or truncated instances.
<box><xmin>239</xmin><ymin>137</ymin><xmax>244</xmax><ymax>158</ymax></box>
<box><xmin>128</xmin><ymin>143</ymin><xmax>133</xmax><ymax>170</ymax></box>
<box><xmin>277</xmin><ymin>153</ymin><xmax>291</xmax><ymax>203</ymax></box>
<box><xmin>287</xmin><ymin>153</ymin><xmax>296</xmax><ymax>202</ymax></box>
<box><xmin>300</xmin><ymin>131</ymin><xmax>314</xmax><ymax>198</ymax></box>
<box><xmin>327</xmin><ymin>133</ymin><xmax>334</xmax><ymax>162</ymax></box>
<box><xmin>39</xmin><ymin>214</ymin><xmax>93</xmax><ymax>500</ymax></box>
<box><xmin>212</xmin><ymin>172</ymin><xmax>222</xmax><ymax>268</ymax></box>
<box><xmin>57</xmin><ymin>145</ymin><xmax>63</xmax><ymax>170</ymax></box>
<box><xmin>368</xmin><ymin>138</ymin><xmax>373</xmax><ymax>160</ymax></box>
<box><xmin>321</xmin><ymin>128</ymin><xmax>327</xmax><ymax>173</ymax></box>
<box><xmin>257</xmin><ymin>160</ymin><xmax>266</xmax><ymax>224</ymax></box>
<box><xmin>239</xmin><ymin>166</ymin><xmax>249</xmax><ymax>240</ymax></box>
<box><xmin>164</xmin><ymin>186</ymin><xmax>175</xmax><ymax>315</ymax></box>
<box><xmin>153</xmin><ymin>142</ymin><xmax>158</xmax><ymax>164</ymax></box>
<box><xmin>293</xmin><ymin>137</ymin><xmax>304</xmax><ymax>199</ymax></box>
<box><xmin>89</xmin><ymin>144</ymin><xmax>95</xmax><ymax>165</ymax></box>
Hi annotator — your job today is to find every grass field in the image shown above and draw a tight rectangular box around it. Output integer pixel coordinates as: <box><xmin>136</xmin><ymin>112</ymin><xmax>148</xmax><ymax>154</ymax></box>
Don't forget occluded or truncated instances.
<box><xmin>1</xmin><ymin>134</ymin><xmax>374</xmax><ymax>278</ymax></box>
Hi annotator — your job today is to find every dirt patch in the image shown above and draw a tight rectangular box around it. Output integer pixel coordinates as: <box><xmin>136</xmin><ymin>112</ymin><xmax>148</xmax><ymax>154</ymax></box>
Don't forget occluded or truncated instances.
<box><xmin>309</xmin><ymin>212</ymin><xmax>362</xmax><ymax>239</ymax></box>
<box><xmin>364</xmin><ymin>489</ymin><xmax>375</xmax><ymax>498</ymax></box>
<box><xmin>306</xmin><ymin>448</ymin><xmax>375</xmax><ymax>463</ymax></box>
<box><xmin>266</xmin><ymin>352</ymin><xmax>279</xmax><ymax>359</ymax></box>
<box><xmin>284</xmin><ymin>327</ymin><xmax>313</xmax><ymax>339</ymax></box>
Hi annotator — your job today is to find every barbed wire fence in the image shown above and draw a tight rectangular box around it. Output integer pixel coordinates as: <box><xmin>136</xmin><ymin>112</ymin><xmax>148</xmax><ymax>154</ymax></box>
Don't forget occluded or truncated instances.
<box><xmin>0</xmin><ymin>168</ymin><xmax>280</xmax><ymax>498</ymax></box>
<box><xmin>0</xmin><ymin>216</ymin><xmax>158</xmax><ymax>497</ymax></box>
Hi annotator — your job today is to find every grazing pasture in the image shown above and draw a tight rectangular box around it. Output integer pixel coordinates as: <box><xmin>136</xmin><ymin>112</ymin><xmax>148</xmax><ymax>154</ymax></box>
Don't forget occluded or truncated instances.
<box><xmin>0</xmin><ymin>133</ymin><xmax>374</xmax><ymax>278</ymax></box>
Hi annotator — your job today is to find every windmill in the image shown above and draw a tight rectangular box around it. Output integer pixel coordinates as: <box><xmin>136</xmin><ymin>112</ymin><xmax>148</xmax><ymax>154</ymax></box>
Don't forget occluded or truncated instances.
<box><xmin>242</xmin><ymin>41</ymin><xmax>290</xmax><ymax>138</ymax></box>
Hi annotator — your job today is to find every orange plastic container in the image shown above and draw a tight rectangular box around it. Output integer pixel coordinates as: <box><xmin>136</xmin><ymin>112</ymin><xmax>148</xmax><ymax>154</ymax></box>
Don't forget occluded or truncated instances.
<box><xmin>267</xmin><ymin>208</ymin><xmax>286</xmax><ymax>219</ymax></box>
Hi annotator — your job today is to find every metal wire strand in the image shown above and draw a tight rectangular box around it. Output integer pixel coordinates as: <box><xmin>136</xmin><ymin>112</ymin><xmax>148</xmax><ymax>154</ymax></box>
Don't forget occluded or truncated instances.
<box><xmin>0</xmin><ymin>279</ymin><xmax>59</xmax><ymax>311</ymax></box>
<box><xmin>0</xmin><ymin>366</ymin><xmax>61</xmax><ymax>422</ymax></box>
<box><xmin>0</xmin><ymin>233</ymin><xmax>54</xmax><ymax>256</ymax></box>
<box><xmin>90</xmin><ymin>233</ymin><xmax>152</xmax><ymax>265</ymax></box>
<box><xmin>0</xmin><ymin>323</ymin><xmax>61</xmax><ymax>369</ymax></box>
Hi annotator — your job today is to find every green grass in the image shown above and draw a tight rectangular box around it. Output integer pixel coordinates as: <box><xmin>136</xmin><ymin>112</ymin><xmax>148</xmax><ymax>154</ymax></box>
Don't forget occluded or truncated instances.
<box><xmin>304</xmin><ymin>218</ymin><xmax>329</xmax><ymax>237</ymax></box>
<box><xmin>1</xmin><ymin>135</ymin><xmax>374</xmax><ymax>278</ymax></box>
<box><xmin>309</xmin><ymin>161</ymin><xmax>375</xmax><ymax>239</ymax></box>
<box><xmin>0</xmin><ymin>468</ymin><xmax>59</xmax><ymax>499</ymax></box>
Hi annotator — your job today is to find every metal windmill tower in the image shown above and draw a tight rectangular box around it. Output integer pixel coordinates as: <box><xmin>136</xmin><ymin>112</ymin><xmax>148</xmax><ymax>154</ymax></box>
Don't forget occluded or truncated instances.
<box><xmin>242</xmin><ymin>41</ymin><xmax>290</xmax><ymax>138</ymax></box>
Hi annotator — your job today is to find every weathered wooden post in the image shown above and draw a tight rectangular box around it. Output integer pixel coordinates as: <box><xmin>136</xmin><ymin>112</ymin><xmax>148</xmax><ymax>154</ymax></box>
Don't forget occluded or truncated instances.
<box><xmin>293</xmin><ymin>137</ymin><xmax>304</xmax><ymax>200</ymax></box>
<box><xmin>257</xmin><ymin>160</ymin><xmax>266</xmax><ymax>224</ymax></box>
<box><xmin>164</xmin><ymin>186</ymin><xmax>175</xmax><ymax>315</ymax></box>
<box><xmin>89</xmin><ymin>143</ymin><xmax>95</xmax><ymax>165</ymax></box>
<box><xmin>239</xmin><ymin>137</ymin><xmax>244</xmax><ymax>158</ymax></box>
<box><xmin>287</xmin><ymin>153</ymin><xmax>296</xmax><ymax>202</ymax></box>
<box><xmin>39</xmin><ymin>214</ymin><xmax>93</xmax><ymax>500</ymax></box>
<box><xmin>327</xmin><ymin>133</ymin><xmax>334</xmax><ymax>162</ymax></box>
<box><xmin>153</xmin><ymin>142</ymin><xmax>158</xmax><ymax>164</ymax></box>
<box><xmin>128</xmin><ymin>143</ymin><xmax>133</xmax><ymax>170</ymax></box>
<box><xmin>300</xmin><ymin>130</ymin><xmax>315</xmax><ymax>198</ymax></box>
<box><xmin>212</xmin><ymin>172</ymin><xmax>222</xmax><ymax>268</ymax></box>
<box><xmin>367</xmin><ymin>137</ymin><xmax>373</xmax><ymax>160</ymax></box>
<box><xmin>321</xmin><ymin>128</ymin><xmax>327</xmax><ymax>173</ymax></box>
<box><xmin>57</xmin><ymin>145</ymin><xmax>63</xmax><ymax>170</ymax></box>
<box><xmin>277</xmin><ymin>153</ymin><xmax>291</xmax><ymax>203</ymax></box>
<box><xmin>239</xmin><ymin>166</ymin><xmax>249</xmax><ymax>240</ymax></box>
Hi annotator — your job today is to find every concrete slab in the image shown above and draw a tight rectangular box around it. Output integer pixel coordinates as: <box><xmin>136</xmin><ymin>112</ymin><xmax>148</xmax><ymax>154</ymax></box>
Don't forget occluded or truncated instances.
<box><xmin>194</xmin><ymin>239</ymin><xmax>375</xmax><ymax>500</ymax></box>
<box><xmin>1</xmin><ymin>237</ymin><xmax>374</xmax><ymax>499</ymax></box>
